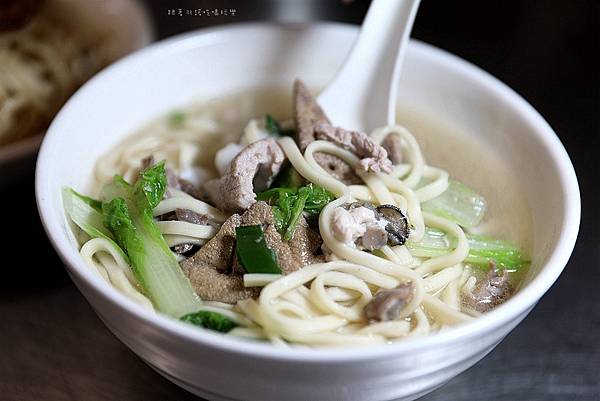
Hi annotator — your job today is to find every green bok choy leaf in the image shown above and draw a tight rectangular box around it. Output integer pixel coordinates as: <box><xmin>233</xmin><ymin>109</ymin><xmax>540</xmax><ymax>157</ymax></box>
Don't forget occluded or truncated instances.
<box><xmin>100</xmin><ymin>162</ymin><xmax>201</xmax><ymax>318</ymax></box>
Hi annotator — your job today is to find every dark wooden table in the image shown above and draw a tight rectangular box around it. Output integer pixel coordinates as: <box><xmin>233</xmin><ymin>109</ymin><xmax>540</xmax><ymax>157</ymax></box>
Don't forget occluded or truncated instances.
<box><xmin>2</xmin><ymin>1</ymin><xmax>598</xmax><ymax>400</ymax></box>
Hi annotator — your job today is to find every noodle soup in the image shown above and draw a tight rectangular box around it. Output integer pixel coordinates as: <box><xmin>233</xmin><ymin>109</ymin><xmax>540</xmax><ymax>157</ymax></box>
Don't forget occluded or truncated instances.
<box><xmin>63</xmin><ymin>83</ymin><xmax>532</xmax><ymax>346</ymax></box>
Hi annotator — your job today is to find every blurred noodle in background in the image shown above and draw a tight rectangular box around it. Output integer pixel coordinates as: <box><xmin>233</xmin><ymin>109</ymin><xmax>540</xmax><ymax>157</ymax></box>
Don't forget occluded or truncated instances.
<box><xmin>0</xmin><ymin>0</ymin><xmax>151</xmax><ymax>147</ymax></box>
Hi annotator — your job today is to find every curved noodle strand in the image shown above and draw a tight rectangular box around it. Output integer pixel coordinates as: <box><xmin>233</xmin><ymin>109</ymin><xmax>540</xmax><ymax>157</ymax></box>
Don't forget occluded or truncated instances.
<box><xmin>80</xmin><ymin>238</ymin><xmax>153</xmax><ymax>310</ymax></box>
<box><xmin>371</xmin><ymin>125</ymin><xmax>425</xmax><ymax>188</ymax></box>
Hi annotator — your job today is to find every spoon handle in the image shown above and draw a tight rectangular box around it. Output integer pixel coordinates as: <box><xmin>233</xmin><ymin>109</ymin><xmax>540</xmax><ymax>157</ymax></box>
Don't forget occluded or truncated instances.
<box><xmin>318</xmin><ymin>0</ymin><xmax>420</xmax><ymax>131</ymax></box>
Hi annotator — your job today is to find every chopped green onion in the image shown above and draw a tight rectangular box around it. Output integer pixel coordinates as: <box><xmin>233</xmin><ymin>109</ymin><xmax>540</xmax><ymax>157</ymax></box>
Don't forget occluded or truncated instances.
<box><xmin>180</xmin><ymin>311</ymin><xmax>237</xmax><ymax>333</ymax></box>
<box><xmin>235</xmin><ymin>225</ymin><xmax>281</xmax><ymax>274</ymax></box>
<box><xmin>168</xmin><ymin>111</ymin><xmax>186</xmax><ymax>126</ymax></box>
<box><xmin>422</xmin><ymin>180</ymin><xmax>486</xmax><ymax>227</ymax></box>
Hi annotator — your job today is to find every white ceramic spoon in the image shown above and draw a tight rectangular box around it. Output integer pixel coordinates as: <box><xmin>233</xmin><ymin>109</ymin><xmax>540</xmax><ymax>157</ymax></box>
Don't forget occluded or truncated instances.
<box><xmin>318</xmin><ymin>0</ymin><xmax>421</xmax><ymax>132</ymax></box>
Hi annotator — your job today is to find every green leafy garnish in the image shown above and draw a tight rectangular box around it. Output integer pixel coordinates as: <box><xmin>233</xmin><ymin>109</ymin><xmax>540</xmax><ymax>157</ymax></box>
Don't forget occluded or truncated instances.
<box><xmin>180</xmin><ymin>311</ymin><xmax>237</xmax><ymax>333</ymax></box>
<box><xmin>284</xmin><ymin>186</ymin><xmax>310</xmax><ymax>240</ymax></box>
<box><xmin>168</xmin><ymin>111</ymin><xmax>186</xmax><ymax>126</ymax></box>
<box><xmin>257</xmin><ymin>183</ymin><xmax>334</xmax><ymax>240</ymax></box>
<box><xmin>235</xmin><ymin>225</ymin><xmax>281</xmax><ymax>274</ymax></box>
<box><xmin>134</xmin><ymin>161</ymin><xmax>167</xmax><ymax>210</ymax></box>
<box><xmin>303</xmin><ymin>184</ymin><xmax>336</xmax><ymax>215</ymax></box>
<box><xmin>265</xmin><ymin>114</ymin><xmax>294</xmax><ymax>137</ymax></box>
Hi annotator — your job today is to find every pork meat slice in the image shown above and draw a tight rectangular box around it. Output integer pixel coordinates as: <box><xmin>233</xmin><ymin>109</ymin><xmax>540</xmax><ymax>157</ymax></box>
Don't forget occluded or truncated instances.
<box><xmin>382</xmin><ymin>134</ymin><xmax>403</xmax><ymax>165</ymax></box>
<box><xmin>293</xmin><ymin>79</ymin><xmax>362</xmax><ymax>185</ymax></box>
<box><xmin>313</xmin><ymin>153</ymin><xmax>364</xmax><ymax>185</ymax></box>
<box><xmin>204</xmin><ymin>138</ymin><xmax>285</xmax><ymax>213</ymax></box>
<box><xmin>294</xmin><ymin>79</ymin><xmax>330</xmax><ymax>151</ymax></box>
<box><xmin>364</xmin><ymin>282</ymin><xmax>414</xmax><ymax>322</ymax></box>
<box><xmin>468</xmin><ymin>266</ymin><xmax>512</xmax><ymax>312</ymax></box>
<box><xmin>315</xmin><ymin>124</ymin><xmax>392</xmax><ymax>174</ymax></box>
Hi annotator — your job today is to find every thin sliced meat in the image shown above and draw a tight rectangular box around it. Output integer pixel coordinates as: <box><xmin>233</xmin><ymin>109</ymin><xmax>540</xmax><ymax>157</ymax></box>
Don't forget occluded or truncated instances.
<box><xmin>0</xmin><ymin>0</ymin><xmax>41</xmax><ymax>32</ymax></box>
<box><xmin>294</xmin><ymin>79</ymin><xmax>330</xmax><ymax>151</ymax></box>
<box><xmin>293</xmin><ymin>79</ymin><xmax>361</xmax><ymax>184</ymax></box>
<box><xmin>467</xmin><ymin>262</ymin><xmax>512</xmax><ymax>312</ymax></box>
<box><xmin>313</xmin><ymin>153</ymin><xmax>363</xmax><ymax>185</ymax></box>
<box><xmin>364</xmin><ymin>282</ymin><xmax>414</xmax><ymax>322</ymax></box>
<box><xmin>382</xmin><ymin>134</ymin><xmax>403</xmax><ymax>165</ymax></box>
<box><xmin>315</xmin><ymin>124</ymin><xmax>392</xmax><ymax>174</ymax></box>
<box><xmin>204</xmin><ymin>138</ymin><xmax>285</xmax><ymax>213</ymax></box>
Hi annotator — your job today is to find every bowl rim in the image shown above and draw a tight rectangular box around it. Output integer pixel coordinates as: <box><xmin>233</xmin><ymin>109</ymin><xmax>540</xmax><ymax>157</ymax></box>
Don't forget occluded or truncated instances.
<box><xmin>36</xmin><ymin>22</ymin><xmax>581</xmax><ymax>363</ymax></box>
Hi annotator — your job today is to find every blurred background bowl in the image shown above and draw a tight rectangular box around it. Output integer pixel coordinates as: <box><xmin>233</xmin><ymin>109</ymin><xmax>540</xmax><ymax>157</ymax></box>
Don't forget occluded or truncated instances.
<box><xmin>0</xmin><ymin>0</ymin><xmax>153</xmax><ymax>185</ymax></box>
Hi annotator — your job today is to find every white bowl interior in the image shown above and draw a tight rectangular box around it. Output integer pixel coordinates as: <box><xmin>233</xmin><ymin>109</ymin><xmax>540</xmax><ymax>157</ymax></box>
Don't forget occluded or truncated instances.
<box><xmin>36</xmin><ymin>22</ymin><xmax>580</xmax><ymax>401</ymax></box>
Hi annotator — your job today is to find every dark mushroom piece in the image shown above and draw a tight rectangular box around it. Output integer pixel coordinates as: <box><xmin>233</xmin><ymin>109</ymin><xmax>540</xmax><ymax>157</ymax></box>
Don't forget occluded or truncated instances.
<box><xmin>376</xmin><ymin>204</ymin><xmax>409</xmax><ymax>246</ymax></box>
<box><xmin>364</xmin><ymin>282</ymin><xmax>414</xmax><ymax>322</ymax></box>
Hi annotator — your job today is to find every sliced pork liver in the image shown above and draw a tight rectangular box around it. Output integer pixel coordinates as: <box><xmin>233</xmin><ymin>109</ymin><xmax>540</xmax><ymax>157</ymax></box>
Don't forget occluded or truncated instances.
<box><xmin>181</xmin><ymin>201</ymin><xmax>322</xmax><ymax>303</ymax></box>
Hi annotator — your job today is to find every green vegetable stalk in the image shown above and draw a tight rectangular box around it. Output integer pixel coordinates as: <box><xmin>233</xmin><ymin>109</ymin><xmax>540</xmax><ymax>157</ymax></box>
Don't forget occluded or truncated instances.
<box><xmin>65</xmin><ymin>164</ymin><xmax>242</xmax><ymax>331</ymax></box>
<box><xmin>62</xmin><ymin>187</ymin><xmax>128</xmax><ymax>263</ymax></box>
<box><xmin>421</xmin><ymin>180</ymin><xmax>487</xmax><ymax>227</ymax></box>
<box><xmin>407</xmin><ymin>227</ymin><xmax>529</xmax><ymax>271</ymax></box>
<box><xmin>100</xmin><ymin>162</ymin><xmax>201</xmax><ymax>318</ymax></box>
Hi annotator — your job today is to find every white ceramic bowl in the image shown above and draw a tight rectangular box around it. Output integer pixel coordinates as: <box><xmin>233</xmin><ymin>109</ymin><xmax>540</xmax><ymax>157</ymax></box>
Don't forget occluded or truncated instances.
<box><xmin>36</xmin><ymin>23</ymin><xmax>580</xmax><ymax>401</ymax></box>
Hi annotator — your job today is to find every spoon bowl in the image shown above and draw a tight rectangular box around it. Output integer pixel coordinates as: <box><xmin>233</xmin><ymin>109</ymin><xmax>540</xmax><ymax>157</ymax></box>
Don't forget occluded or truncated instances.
<box><xmin>318</xmin><ymin>0</ymin><xmax>420</xmax><ymax>131</ymax></box>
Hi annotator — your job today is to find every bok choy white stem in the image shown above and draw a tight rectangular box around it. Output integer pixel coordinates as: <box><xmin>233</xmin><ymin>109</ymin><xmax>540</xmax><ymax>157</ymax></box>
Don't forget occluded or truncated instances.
<box><xmin>100</xmin><ymin>162</ymin><xmax>201</xmax><ymax>318</ymax></box>
<box><xmin>407</xmin><ymin>227</ymin><xmax>528</xmax><ymax>271</ymax></box>
<box><xmin>421</xmin><ymin>180</ymin><xmax>486</xmax><ymax>227</ymax></box>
